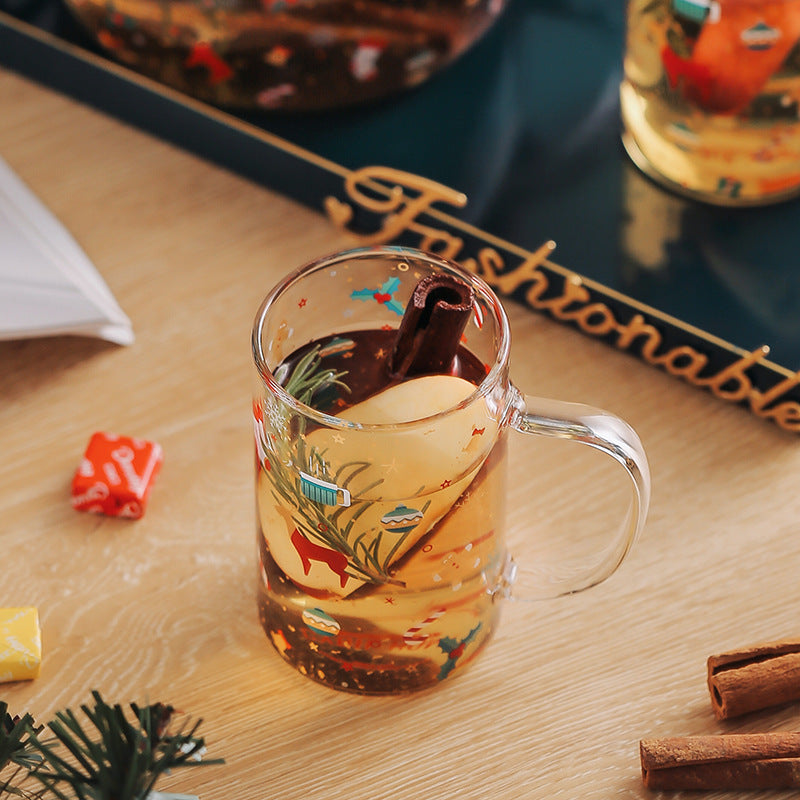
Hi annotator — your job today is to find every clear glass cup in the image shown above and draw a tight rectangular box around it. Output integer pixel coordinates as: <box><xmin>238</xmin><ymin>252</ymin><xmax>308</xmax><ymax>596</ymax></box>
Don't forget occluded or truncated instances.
<box><xmin>61</xmin><ymin>0</ymin><xmax>506</xmax><ymax>110</ymax></box>
<box><xmin>251</xmin><ymin>246</ymin><xmax>651</xmax><ymax>694</ymax></box>
<box><xmin>621</xmin><ymin>0</ymin><xmax>800</xmax><ymax>205</ymax></box>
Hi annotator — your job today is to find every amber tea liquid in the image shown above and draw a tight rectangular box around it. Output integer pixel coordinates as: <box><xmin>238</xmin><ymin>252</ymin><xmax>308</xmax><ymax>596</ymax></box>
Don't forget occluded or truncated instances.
<box><xmin>255</xmin><ymin>330</ymin><xmax>507</xmax><ymax>694</ymax></box>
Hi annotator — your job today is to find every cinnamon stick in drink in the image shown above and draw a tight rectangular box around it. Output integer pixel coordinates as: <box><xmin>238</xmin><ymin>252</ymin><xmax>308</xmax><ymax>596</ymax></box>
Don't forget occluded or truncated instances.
<box><xmin>640</xmin><ymin>732</ymin><xmax>800</xmax><ymax>791</ymax></box>
<box><xmin>389</xmin><ymin>274</ymin><xmax>474</xmax><ymax>379</ymax></box>
<box><xmin>708</xmin><ymin>640</ymin><xmax>800</xmax><ymax>720</ymax></box>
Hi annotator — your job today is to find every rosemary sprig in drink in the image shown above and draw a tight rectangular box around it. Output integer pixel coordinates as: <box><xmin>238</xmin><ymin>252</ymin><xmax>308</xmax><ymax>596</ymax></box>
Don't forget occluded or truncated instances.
<box><xmin>276</xmin><ymin>344</ymin><xmax>349</xmax><ymax>410</ymax></box>
<box><xmin>264</xmin><ymin>342</ymin><xmax>418</xmax><ymax>586</ymax></box>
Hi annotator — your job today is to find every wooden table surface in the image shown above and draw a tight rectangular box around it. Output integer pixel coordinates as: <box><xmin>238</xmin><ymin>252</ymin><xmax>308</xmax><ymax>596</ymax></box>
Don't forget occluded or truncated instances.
<box><xmin>2</xmin><ymin>66</ymin><xmax>800</xmax><ymax>800</ymax></box>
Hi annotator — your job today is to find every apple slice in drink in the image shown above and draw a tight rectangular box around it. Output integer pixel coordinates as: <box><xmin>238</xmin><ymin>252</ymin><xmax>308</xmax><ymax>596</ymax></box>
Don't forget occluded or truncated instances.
<box><xmin>259</xmin><ymin>374</ymin><xmax>498</xmax><ymax>596</ymax></box>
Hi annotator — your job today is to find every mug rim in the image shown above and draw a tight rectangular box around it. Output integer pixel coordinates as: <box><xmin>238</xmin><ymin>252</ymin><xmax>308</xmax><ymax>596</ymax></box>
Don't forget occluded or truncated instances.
<box><xmin>251</xmin><ymin>245</ymin><xmax>511</xmax><ymax>430</ymax></box>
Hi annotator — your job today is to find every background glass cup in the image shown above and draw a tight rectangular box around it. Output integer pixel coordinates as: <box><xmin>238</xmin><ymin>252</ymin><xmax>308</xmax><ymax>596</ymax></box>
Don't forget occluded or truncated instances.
<box><xmin>251</xmin><ymin>246</ymin><xmax>651</xmax><ymax>695</ymax></box>
<box><xmin>621</xmin><ymin>0</ymin><xmax>800</xmax><ymax>206</ymax></box>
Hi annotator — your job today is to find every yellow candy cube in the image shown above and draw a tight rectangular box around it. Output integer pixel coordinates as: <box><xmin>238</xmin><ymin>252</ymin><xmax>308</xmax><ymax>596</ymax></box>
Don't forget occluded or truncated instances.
<box><xmin>0</xmin><ymin>607</ymin><xmax>41</xmax><ymax>682</ymax></box>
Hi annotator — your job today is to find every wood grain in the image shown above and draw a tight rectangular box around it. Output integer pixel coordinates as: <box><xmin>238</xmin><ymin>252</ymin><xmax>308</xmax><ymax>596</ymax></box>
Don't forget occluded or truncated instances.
<box><xmin>2</xmin><ymin>66</ymin><xmax>800</xmax><ymax>800</ymax></box>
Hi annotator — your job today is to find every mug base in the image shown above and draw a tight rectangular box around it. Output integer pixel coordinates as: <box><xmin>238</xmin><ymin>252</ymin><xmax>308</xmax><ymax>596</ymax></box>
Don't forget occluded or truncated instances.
<box><xmin>257</xmin><ymin>560</ymin><xmax>501</xmax><ymax>695</ymax></box>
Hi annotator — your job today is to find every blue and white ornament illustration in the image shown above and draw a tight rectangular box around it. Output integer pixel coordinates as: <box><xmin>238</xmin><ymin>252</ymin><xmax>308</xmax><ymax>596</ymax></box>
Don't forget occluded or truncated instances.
<box><xmin>381</xmin><ymin>504</ymin><xmax>424</xmax><ymax>534</ymax></box>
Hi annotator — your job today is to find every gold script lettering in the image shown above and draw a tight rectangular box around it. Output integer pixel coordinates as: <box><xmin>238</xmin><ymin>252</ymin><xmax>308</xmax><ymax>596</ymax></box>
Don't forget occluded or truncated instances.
<box><xmin>564</xmin><ymin>302</ymin><xmax>618</xmax><ymax>336</ymax></box>
<box><xmin>330</xmin><ymin>166</ymin><xmax>467</xmax><ymax>247</ymax></box>
<box><xmin>748</xmin><ymin>369</ymin><xmax>800</xmax><ymax>431</ymax></box>
<box><xmin>407</xmin><ymin>221</ymin><xmax>463</xmax><ymax>260</ymax></box>
<box><xmin>327</xmin><ymin>167</ymin><xmax>800</xmax><ymax>433</ymax></box>
<box><xmin>655</xmin><ymin>346</ymin><xmax>709</xmax><ymax>381</ymax></box>
<box><xmin>615</xmin><ymin>314</ymin><xmax>663</xmax><ymax>362</ymax></box>
<box><xmin>694</xmin><ymin>347</ymin><xmax>769</xmax><ymax>402</ymax></box>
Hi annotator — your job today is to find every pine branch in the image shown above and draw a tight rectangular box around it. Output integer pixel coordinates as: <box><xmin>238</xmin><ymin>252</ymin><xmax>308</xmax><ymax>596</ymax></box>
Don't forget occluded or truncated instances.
<box><xmin>0</xmin><ymin>703</ymin><xmax>42</xmax><ymax>772</ymax></box>
<box><xmin>0</xmin><ymin>702</ymin><xmax>44</xmax><ymax>799</ymax></box>
<box><xmin>25</xmin><ymin>692</ymin><xmax>222</xmax><ymax>800</ymax></box>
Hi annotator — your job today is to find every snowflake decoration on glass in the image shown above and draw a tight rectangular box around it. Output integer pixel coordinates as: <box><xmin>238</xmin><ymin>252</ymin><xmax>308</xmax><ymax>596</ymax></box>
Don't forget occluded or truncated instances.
<box><xmin>264</xmin><ymin>394</ymin><xmax>289</xmax><ymax>438</ymax></box>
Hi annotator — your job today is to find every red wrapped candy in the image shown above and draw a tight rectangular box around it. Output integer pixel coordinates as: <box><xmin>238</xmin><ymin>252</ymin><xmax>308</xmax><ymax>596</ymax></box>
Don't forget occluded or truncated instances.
<box><xmin>71</xmin><ymin>433</ymin><xmax>163</xmax><ymax>519</ymax></box>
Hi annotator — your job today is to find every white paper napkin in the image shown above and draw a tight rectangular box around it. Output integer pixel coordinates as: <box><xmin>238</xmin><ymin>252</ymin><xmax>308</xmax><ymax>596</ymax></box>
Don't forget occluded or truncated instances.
<box><xmin>0</xmin><ymin>155</ymin><xmax>134</xmax><ymax>345</ymax></box>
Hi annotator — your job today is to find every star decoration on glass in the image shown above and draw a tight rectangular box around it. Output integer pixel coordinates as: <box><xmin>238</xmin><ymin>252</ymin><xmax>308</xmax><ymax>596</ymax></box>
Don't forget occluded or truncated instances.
<box><xmin>382</xmin><ymin>458</ymin><xmax>398</xmax><ymax>474</ymax></box>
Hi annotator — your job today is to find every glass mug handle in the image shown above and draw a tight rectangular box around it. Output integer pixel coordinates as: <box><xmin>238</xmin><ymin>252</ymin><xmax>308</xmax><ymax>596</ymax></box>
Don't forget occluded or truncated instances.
<box><xmin>504</xmin><ymin>387</ymin><xmax>651</xmax><ymax>600</ymax></box>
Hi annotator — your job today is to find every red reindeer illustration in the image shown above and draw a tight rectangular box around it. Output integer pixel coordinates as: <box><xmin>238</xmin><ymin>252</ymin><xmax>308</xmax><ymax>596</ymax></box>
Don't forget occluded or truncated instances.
<box><xmin>290</xmin><ymin>529</ymin><xmax>350</xmax><ymax>589</ymax></box>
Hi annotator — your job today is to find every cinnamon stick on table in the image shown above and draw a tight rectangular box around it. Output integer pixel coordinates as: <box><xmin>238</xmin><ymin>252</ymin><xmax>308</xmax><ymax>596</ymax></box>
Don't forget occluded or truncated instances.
<box><xmin>640</xmin><ymin>732</ymin><xmax>800</xmax><ymax>791</ymax></box>
<box><xmin>708</xmin><ymin>640</ymin><xmax>800</xmax><ymax>719</ymax></box>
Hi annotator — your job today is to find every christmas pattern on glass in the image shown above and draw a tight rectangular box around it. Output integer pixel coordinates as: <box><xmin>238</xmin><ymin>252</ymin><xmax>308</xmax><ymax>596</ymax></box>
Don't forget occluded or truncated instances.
<box><xmin>253</xmin><ymin>269</ymin><xmax>504</xmax><ymax>690</ymax></box>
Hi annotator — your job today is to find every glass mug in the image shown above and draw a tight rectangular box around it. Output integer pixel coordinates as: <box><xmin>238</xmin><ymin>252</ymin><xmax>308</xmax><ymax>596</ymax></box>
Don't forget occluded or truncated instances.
<box><xmin>621</xmin><ymin>0</ymin><xmax>800</xmax><ymax>205</ymax></box>
<box><xmin>251</xmin><ymin>246</ymin><xmax>651</xmax><ymax>694</ymax></box>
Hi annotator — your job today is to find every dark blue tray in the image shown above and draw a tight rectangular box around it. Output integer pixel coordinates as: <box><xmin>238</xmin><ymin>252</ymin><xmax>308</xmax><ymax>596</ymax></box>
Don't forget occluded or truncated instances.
<box><xmin>2</xmin><ymin>0</ymin><xmax>799</xmax><ymax>432</ymax></box>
